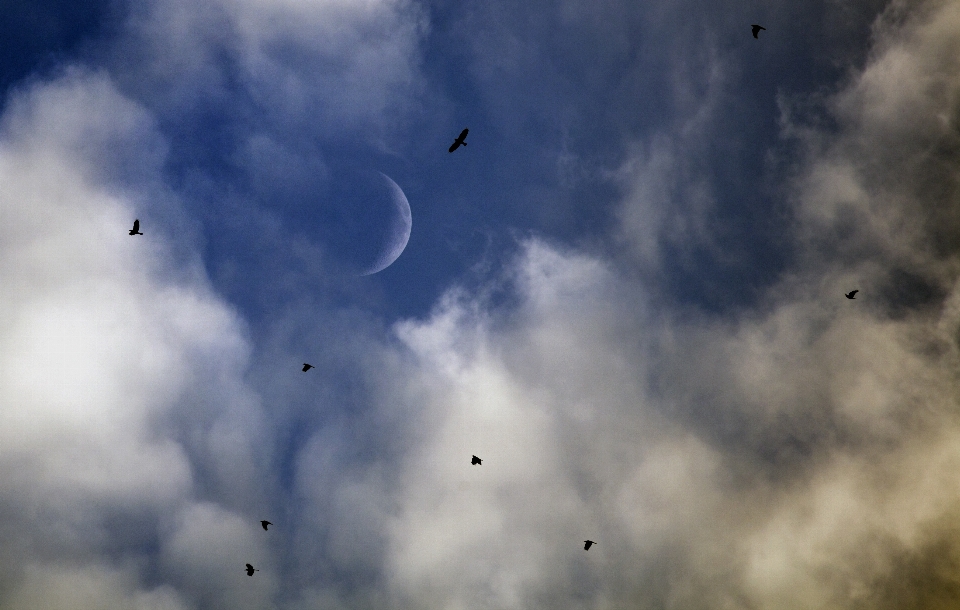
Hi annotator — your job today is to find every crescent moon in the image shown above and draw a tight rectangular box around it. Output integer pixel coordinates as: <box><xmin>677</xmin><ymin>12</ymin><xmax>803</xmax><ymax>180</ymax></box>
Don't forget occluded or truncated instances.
<box><xmin>360</xmin><ymin>173</ymin><xmax>412</xmax><ymax>275</ymax></box>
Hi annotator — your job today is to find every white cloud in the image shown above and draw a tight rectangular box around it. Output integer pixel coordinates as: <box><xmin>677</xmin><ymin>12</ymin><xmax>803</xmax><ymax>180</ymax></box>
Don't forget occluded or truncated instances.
<box><xmin>342</xmin><ymin>3</ymin><xmax>960</xmax><ymax>608</ymax></box>
<box><xmin>0</xmin><ymin>71</ymin><xmax>269</xmax><ymax>608</ymax></box>
<box><xmin>4</xmin><ymin>0</ymin><xmax>960</xmax><ymax>608</ymax></box>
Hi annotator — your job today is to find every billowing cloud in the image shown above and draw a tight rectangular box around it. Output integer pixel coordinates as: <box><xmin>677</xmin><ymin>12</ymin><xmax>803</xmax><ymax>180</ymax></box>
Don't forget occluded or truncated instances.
<box><xmin>3</xmin><ymin>0</ymin><xmax>960</xmax><ymax>609</ymax></box>
<box><xmin>368</xmin><ymin>2</ymin><xmax>960</xmax><ymax>609</ymax></box>
<box><xmin>0</xmin><ymin>71</ymin><xmax>273</xmax><ymax>609</ymax></box>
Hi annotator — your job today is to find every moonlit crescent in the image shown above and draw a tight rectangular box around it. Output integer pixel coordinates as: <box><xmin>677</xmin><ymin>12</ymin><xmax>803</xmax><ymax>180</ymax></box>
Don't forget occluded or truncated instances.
<box><xmin>361</xmin><ymin>173</ymin><xmax>411</xmax><ymax>275</ymax></box>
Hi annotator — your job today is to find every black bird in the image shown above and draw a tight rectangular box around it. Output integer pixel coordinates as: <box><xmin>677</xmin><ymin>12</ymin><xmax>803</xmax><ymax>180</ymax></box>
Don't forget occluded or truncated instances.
<box><xmin>245</xmin><ymin>563</ymin><xmax>259</xmax><ymax>576</ymax></box>
<box><xmin>751</xmin><ymin>24</ymin><xmax>766</xmax><ymax>38</ymax></box>
<box><xmin>128</xmin><ymin>219</ymin><xmax>143</xmax><ymax>235</ymax></box>
<box><xmin>261</xmin><ymin>520</ymin><xmax>272</xmax><ymax>531</ymax></box>
<box><xmin>845</xmin><ymin>290</ymin><xmax>858</xmax><ymax>300</ymax></box>
<box><xmin>471</xmin><ymin>455</ymin><xmax>482</xmax><ymax>465</ymax></box>
<box><xmin>449</xmin><ymin>128</ymin><xmax>469</xmax><ymax>153</ymax></box>
<box><xmin>584</xmin><ymin>540</ymin><xmax>596</xmax><ymax>551</ymax></box>
<box><xmin>302</xmin><ymin>363</ymin><xmax>314</xmax><ymax>372</ymax></box>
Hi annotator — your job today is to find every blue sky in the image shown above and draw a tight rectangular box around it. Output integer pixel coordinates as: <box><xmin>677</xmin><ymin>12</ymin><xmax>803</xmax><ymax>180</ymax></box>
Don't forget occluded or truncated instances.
<box><xmin>2</xmin><ymin>0</ymin><xmax>960</xmax><ymax>608</ymax></box>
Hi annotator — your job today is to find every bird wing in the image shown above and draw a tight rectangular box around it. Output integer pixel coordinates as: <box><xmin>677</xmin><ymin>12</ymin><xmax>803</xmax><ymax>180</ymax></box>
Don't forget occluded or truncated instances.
<box><xmin>459</xmin><ymin>128</ymin><xmax>469</xmax><ymax>140</ymax></box>
<box><xmin>132</xmin><ymin>219</ymin><xmax>140</xmax><ymax>231</ymax></box>
<box><xmin>246</xmin><ymin>564</ymin><xmax>253</xmax><ymax>569</ymax></box>
<box><xmin>448</xmin><ymin>142</ymin><xmax>460</xmax><ymax>153</ymax></box>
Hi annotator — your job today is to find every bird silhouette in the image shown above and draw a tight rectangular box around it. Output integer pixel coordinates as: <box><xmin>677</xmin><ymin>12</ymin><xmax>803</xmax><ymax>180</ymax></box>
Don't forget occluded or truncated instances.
<box><xmin>449</xmin><ymin>128</ymin><xmax>469</xmax><ymax>153</ymax></box>
<box><xmin>128</xmin><ymin>219</ymin><xmax>143</xmax><ymax>235</ymax></box>
<box><xmin>584</xmin><ymin>540</ymin><xmax>596</xmax><ymax>551</ymax></box>
<box><xmin>245</xmin><ymin>563</ymin><xmax>259</xmax><ymax>576</ymax></box>
<box><xmin>261</xmin><ymin>520</ymin><xmax>272</xmax><ymax>531</ymax></box>
<box><xmin>471</xmin><ymin>455</ymin><xmax>482</xmax><ymax>465</ymax></box>
<box><xmin>302</xmin><ymin>363</ymin><xmax>314</xmax><ymax>372</ymax></box>
<box><xmin>751</xmin><ymin>24</ymin><xmax>766</xmax><ymax>38</ymax></box>
<box><xmin>845</xmin><ymin>290</ymin><xmax>858</xmax><ymax>300</ymax></box>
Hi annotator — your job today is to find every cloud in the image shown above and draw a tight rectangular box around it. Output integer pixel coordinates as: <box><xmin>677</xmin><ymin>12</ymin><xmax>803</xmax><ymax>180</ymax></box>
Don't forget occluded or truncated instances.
<box><xmin>3</xmin><ymin>0</ymin><xmax>960</xmax><ymax>609</ymax></box>
<box><xmin>115</xmin><ymin>0</ymin><xmax>427</xmax><ymax>142</ymax></box>
<box><xmin>0</xmin><ymin>71</ymin><xmax>273</xmax><ymax>609</ymax></box>
<box><xmin>326</xmin><ymin>2</ymin><xmax>960</xmax><ymax>608</ymax></box>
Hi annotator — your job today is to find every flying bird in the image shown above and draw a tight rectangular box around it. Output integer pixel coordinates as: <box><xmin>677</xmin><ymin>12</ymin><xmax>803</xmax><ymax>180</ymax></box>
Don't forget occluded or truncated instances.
<box><xmin>245</xmin><ymin>564</ymin><xmax>259</xmax><ymax>576</ymax></box>
<box><xmin>261</xmin><ymin>520</ymin><xmax>272</xmax><ymax>531</ymax></box>
<box><xmin>129</xmin><ymin>219</ymin><xmax>143</xmax><ymax>235</ymax></box>
<box><xmin>449</xmin><ymin>128</ymin><xmax>469</xmax><ymax>153</ymax></box>
<box><xmin>845</xmin><ymin>290</ymin><xmax>858</xmax><ymax>299</ymax></box>
<box><xmin>471</xmin><ymin>455</ymin><xmax>482</xmax><ymax>465</ymax></box>
<box><xmin>584</xmin><ymin>540</ymin><xmax>596</xmax><ymax>551</ymax></box>
<box><xmin>302</xmin><ymin>363</ymin><xmax>314</xmax><ymax>372</ymax></box>
<box><xmin>751</xmin><ymin>24</ymin><xmax>766</xmax><ymax>38</ymax></box>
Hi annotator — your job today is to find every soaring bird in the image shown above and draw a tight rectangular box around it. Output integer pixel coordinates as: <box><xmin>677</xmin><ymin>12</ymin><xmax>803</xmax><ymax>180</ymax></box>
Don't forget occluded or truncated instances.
<box><xmin>245</xmin><ymin>564</ymin><xmax>259</xmax><ymax>576</ymax></box>
<box><xmin>471</xmin><ymin>455</ymin><xmax>482</xmax><ymax>465</ymax></box>
<box><xmin>302</xmin><ymin>363</ymin><xmax>314</xmax><ymax>372</ymax></box>
<box><xmin>261</xmin><ymin>520</ymin><xmax>273</xmax><ymax>531</ymax></box>
<box><xmin>129</xmin><ymin>219</ymin><xmax>143</xmax><ymax>235</ymax></box>
<box><xmin>751</xmin><ymin>24</ymin><xmax>766</xmax><ymax>38</ymax></box>
<box><xmin>584</xmin><ymin>540</ymin><xmax>596</xmax><ymax>551</ymax></box>
<box><xmin>449</xmin><ymin>128</ymin><xmax>469</xmax><ymax>153</ymax></box>
<box><xmin>845</xmin><ymin>290</ymin><xmax>858</xmax><ymax>300</ymax></box>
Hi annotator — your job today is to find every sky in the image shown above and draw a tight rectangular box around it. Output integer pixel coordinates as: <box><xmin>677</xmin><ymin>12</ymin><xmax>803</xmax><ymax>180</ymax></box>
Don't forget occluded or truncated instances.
<box><xmin>2</xmin><ymin>0</ymin><xmax>960</xmax><ymax>608</ymax></box>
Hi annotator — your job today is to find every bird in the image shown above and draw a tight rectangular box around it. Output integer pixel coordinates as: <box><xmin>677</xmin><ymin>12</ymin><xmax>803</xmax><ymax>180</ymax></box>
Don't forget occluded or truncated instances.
<box><xmin>449</xmin><ymin>128</ymin><xmax>469</xmax><ymax>153</ymax></box>
<box><xmin>584</xmin><ymin>540</ymin><xmax>596</xmax><ymax>551</ymax></box>
<box><xmin>261</xmin><ymin>520</ymin><xmax>272</xmax><ymax>531</ymax></box>
<box><xmin>751</xmin><ymin>24</ymin><xmax>766</xmax><ymax>38</ymax></box>
<box><xmin>128</xmin><ymin>219</ymin><xmax>143</xmax><ymax>235</ymax></box>
<box><xmin>845</xmin><ymin>290</ymin><xmax>858</xmax><ymax>300</ymax></box>
<box><xmin>302</xmin><ymin>363</ymin><xmax>314</xmax><ymax>372</ymax></box>
<box><xmin>245</xmin><ymin>564</ymin><xmax>259</xmax><ymax>576</ymax></box>
<box><xmin>471</xmin><ymin>455</ymin><xmax>482</xmax><ymax>465</ymax></box>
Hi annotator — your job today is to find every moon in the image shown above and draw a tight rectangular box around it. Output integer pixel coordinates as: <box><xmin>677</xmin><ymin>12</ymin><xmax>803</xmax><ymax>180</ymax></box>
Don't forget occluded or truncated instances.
<box><xmin>360</xmin><ymin>172</ymin><xmax>412</xmax><ymax>275</ymax></box>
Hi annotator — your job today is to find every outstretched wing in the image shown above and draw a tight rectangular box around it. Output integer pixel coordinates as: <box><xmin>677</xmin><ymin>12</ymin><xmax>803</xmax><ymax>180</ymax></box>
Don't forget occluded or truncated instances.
<box><xmin>132</xmin><ymin>219</ymin><xmax>140</xmax><ymax>232</ymax></box>
<box><xmin>458</xmin><ymin>128</ymin><xmax>469</xmax><ymax>141</ymax></box>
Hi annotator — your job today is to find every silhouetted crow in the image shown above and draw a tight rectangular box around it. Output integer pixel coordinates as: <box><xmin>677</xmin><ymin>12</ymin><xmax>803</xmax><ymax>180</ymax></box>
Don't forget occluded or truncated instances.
<box><xmin>584</xmin><ymin>540</ymin><xmax>595</xmax><ymax>550</ymax></box>
<box><xmin>845</xmin><ymin>290</ymin><xmax>858</xmax><ymax>300</ymax></box>
<box><xmin>471</xmin><ymin>455</ymin><xmax>482</xmax><ymax>465</ymax></box>
<box><xmin>245</xmin><ymin>564</ymin><xmax>259</xmax><ymax>576</ymax></box>
<box><xmin>449</xmin><ymin>128</ymin><xmax>469</xmax><ymax>153</ymax></box>
<box><xmin>129</xmin><ymin>219</ymin><xmax>143</xmax><ymax>235</ymax></box>
<box><xmin>302</xmin><ymin>363</ymin><xmax>314</xmax><ymax>372</ymax></box>
<box><xmin>751</xmin><ymin>24</ymin><xmax>766</xmax><ymax>38</ymax></box>
<box><xmin>261</xmin><ymin>520</ymin><xmax>272</xmax><ymax>531</ymax></box>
